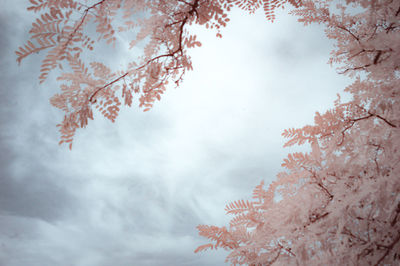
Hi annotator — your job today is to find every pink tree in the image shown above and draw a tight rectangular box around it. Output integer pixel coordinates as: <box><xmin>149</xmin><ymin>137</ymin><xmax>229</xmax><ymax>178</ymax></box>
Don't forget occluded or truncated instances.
<box><xmin>17</xmin><ymin>0</ymin><xmax>400</xmax><ymax>265</ymax></box>
<box><xmin>196</xmin><ymin>0</ymin><xmax>400</xmax><ymax>265</ymax></box>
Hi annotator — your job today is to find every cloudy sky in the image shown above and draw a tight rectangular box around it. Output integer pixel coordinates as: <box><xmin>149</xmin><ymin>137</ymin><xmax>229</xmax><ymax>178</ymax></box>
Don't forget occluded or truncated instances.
<box><xmin>0</xmin><ymin>2</ymin><xmax>352</xmax><ymax>266</ymax></box>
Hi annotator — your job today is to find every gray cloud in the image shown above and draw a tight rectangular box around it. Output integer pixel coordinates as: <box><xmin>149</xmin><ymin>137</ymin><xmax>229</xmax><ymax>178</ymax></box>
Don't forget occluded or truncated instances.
<box><xmin>0</xmin><ymin>172</ymin><xmax>76</xmax><ymax>221</ymax></box>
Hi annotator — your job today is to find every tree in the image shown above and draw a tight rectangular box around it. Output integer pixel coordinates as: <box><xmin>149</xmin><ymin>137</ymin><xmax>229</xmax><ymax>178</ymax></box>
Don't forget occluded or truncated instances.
<box><xmin>17</xmin><ymin>0</ymin><xmax>400</xmax><ymax>265</ymax></box>
<box><xmin>195</xmin><ymin>0</ymin><xmax>400</xmax><ymax>265</ymax></box>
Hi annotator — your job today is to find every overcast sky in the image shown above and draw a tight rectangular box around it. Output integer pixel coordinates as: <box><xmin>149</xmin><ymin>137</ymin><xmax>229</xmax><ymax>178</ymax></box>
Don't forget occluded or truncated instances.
<box><xmin>0</xmin><ymin>2</ymin><xmax>352</xmax><ymax>266</ymax></box>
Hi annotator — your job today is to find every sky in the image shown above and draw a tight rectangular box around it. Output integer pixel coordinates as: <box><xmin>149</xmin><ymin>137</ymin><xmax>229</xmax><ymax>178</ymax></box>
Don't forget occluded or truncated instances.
<box><xmin>0</xmin><ymin>1</ymin><xmax>353</xmax><ymax>266</ymax></box>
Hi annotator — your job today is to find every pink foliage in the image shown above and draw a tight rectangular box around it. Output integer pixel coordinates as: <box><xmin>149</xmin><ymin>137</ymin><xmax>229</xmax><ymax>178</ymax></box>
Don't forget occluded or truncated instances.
<box><xmin>18</xmin><ymin>0</ymin><xmax>400</xmax><ymax>265</ymax></box>
<box><xmin>196</xmin><ymin>0</ymin><xmax>400</xmax><ymax>265</ymax></box>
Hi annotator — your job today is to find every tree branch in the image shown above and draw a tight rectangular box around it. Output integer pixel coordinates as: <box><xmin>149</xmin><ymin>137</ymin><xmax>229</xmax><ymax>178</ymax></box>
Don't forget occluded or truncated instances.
<box><xmin>89</xmin><ymin>0</ymin><xmax>200</xmax><ymax>103</ymax></box>
<box><xmin>63</xmin><ymin>0</ymin><xmax>107</xmax><ymax>50</ymax></box>
<box><xmin>374</xmin><ymin>233</ymin><xmax>400</xmax><ymax>266</ymax></box>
